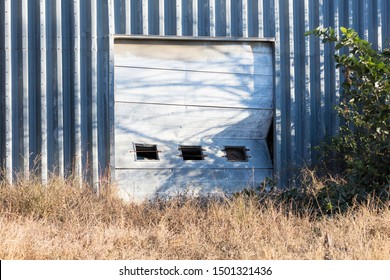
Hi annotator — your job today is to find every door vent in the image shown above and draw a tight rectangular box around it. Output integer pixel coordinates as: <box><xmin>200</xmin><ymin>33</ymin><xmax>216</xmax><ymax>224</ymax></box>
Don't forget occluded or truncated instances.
<box><xmin>135</xmin><ymin>144</ymin><xmax>159</xmax><ymax>160</ymax></box>
<box><xmin>223</xmin><ymin>146</ymin><xmax>248</xmax><ymax>162</ymax></box>
<box><xmin>179</xmin><ymin>146</ymin><xmax>206</xmax><ymax>161</ymax></box>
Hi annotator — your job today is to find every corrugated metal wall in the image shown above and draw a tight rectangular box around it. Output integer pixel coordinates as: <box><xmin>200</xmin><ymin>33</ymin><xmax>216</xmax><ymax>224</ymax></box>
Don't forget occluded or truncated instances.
<box><xmin>1</xmin><ymin>0</ymin><xmax>389</xmax><ymax>187</ymax></box>
<box><xmin>0</xmin><ymin>0</ymin><xmax>112</xmax><ymax>188</ymax></box>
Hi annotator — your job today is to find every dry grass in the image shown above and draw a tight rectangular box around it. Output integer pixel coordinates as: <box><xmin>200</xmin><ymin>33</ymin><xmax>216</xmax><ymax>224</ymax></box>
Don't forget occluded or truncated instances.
<box><xmin>0</xmin><ymin>175</ymin><xmax>389</xmax><ymax>260</ymax></box>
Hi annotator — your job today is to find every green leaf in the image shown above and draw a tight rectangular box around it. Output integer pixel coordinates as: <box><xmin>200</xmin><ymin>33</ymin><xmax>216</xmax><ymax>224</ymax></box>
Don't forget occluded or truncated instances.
<box><xmin>304</xmin><ymin>30</ymin><xmax>313</xmax><ymax>36</ymax></box>
<box><xmin>336</xmin><ymin>43</ymin><xmax>343</xmax><ymax>50</ymax></box>
<box><xmin>340</xmin><ymin>27</ymin><xmax>348</xmax><ymax>34</ymax></box>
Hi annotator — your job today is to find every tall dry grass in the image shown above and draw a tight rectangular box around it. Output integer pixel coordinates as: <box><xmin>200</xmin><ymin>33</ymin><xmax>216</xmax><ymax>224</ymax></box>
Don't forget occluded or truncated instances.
<box><xmin>0</xmin><ymin>175</ymin><xmax>389</xmax><ymax>260</ymax></box>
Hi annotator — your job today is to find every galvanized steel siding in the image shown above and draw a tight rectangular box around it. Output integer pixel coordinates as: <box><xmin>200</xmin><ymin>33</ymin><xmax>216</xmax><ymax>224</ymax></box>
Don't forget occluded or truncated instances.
<box><xmin>1</xmin><ymin>0</ymin><xmax>389</xmax><ymax>187</ymax></box>
<box><xmin>0</xmin><ymin>0</ymin><xmax>112</xmax><ymax>186</ymax></box>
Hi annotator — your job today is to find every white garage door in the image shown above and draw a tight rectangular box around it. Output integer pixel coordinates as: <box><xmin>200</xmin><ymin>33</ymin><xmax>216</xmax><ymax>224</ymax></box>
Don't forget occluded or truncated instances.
<box><xmin>113</xmin><ymin>37</ymin><xmax>274</xmax><ymax>202</ymax></box>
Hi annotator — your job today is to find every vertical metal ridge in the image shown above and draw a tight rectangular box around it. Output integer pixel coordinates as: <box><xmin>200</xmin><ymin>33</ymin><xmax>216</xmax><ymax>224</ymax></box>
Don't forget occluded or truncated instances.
<box><xmin>333</xmin><ymin>0</ymin><xmax>340</xmax><ymax>136</ymax></box>
<box><xmin>79</xmin><ymin>0</ymin><xmax>91</xmax><ymax>183</ymax></box>
<box><xmin>209</xmin><ymin>0</ymin><xmax>215</xmax><ymax>36</ymax></box>
<box><xmin>263</xmin><ymin>0</ymin><xmax>275</xmax><ymax>37</ymax></box>
<box><xmin>10</xmin><ymin>1</ymin><xmax>20</xmax><ymax>175</ymax></box>
<box><xmin>308</xmin><ymin>0</ymin><xmax>321</xmax><ymax>164</ymax></box>
<box><xmin>22</xmin><ymin>0</ymin><xmax>29</xmax><ymax>176</ymax></box>
<box><xmin>303</xmin><ymin>0</ymin><xmax>311</xmax><ymax>165</ymax></box>
<box><xmin>114</xmin><ymin>0</ymin><xmax>125</xmax><ymax>34</ymax></box>
<box><xmin>348</xmin><ymin>0</ymin><xmax>353</xmax><ymax>28</ymax></box>
<box><xmin>352</xmin><ymin>0</ymin><xmax>364</xmax><ymax>37</ymax></box>
<box><xmin>362</xmin><ymin>0</ymin><xmax>368</xmax><ymax>41</ymax></box>
<box><xmin>242</xmin><ymin>0</ymin><xmax>248</xmax><ymax>37</ymax></box>
<box><xmin>104</xmin><ymin>0</ymin><xmax>111</xmax><ymax>178</ymax></box>
<box><xmin>148</xmin><ymin>0</ymin><xmax>159</xmax><ymax>35</ymax></box>
<box><xmin>382</xmin><ymin>0</ymin><xmax>390</xmax><ymax>48</ymax></box>
<box><xmin>368</xmin><ymin>0</ymin><xmax>378</xmax><ymax>49</ymax></box>
<box><xmin>142</xmin><ymin>0</ymin><xmax>149</xmax><ymax>35</ymax></box>
<box><xmin>114</xmin><ymin>0</ymin><xmax>122</xmax><ymax>33</ymax></box>
<box><xmin>225</xmin><ymin>0</ymin><xmax>231</xmax><ymax>36</ymax></box>
<box><xmin>0</xmin><ymin>0</ymin><xmax>5</xmax><ymax>172</ymax></box>
<box><xmin>230</xmin><ymin>0</ymin><xmax>242</xmax><ymax>37</ymax></box>
<box><xmin>318</xmin><ymin>0</ymin><xmax>325</xmax><ymax>145</ymax></box>
<box><xmin>91</xmin><ymin>0</ymin><xmax>99</xmax><ymax>191</ymax></box>
<box><xmin>14</xmin><ymin>1</ymin><xmax>24</xmax><ymax>174</ymax></box>
<box><xmin>197</xmin><ymin>0</ymin><xmax>208</xmax><ymax>36</ymax></box>
<box><xmin>130</xmin><ymin>0</ymin><xmax>141</xmax><ymax>35</ymax></box>
<box><xmin>28</xmin><ymin>0</ymin><xmax>38</xmax><ymax>174</ymax></box>
<box><xmin>338</xmin><ymin>0</ymin><xmax>349</xmax><ymax>30</ymax></box>
<box><xmin>4</xmin><ymin>0</ymin><xmax>13</xmax><ymax>182</ymax></box>
<box><xmin>163</xmin><ymin>0</ymin><xmax>175</xmax><ymax>35</ymax></box>
<box><xmin>293</xmin><ymin>0</ymin><xmax>306</xmax><ymax>167</ymax></box>
<box><xmin>40</xmin><ymin>0</ymin><xmax>48</xmax><ymax>183</ymax></box>
<box><xmin>56</xmin><ymin>0</ymin><xmax>64</xmax><ymax>178</ymax></box>
<box><xmin>96</xmin><ymin>0</ymin><xmax>105</xmax><ymax>178</ymax></box>
<box><xmin>108</xmin><ymin>0</ymin><xmax>115</xmax><ymax>180</ymax></box>
<box><xmin>377</xmin><ymin>0</ymin><xmax>383</xmax><ymax>50</ymax></box>
<box><xmin>338</xmin><ymin>0</ymin><xmax>349</xmax><ymax>86</ymax></box>
<box><xmin>323</xmin><ymin>0</ymin><xmax>336</xmax><ymax>138</ymax></box>
<box><xmin>246</xmin><ymin>0</ymin><xmax>256</xmax><ymax>37</ymax></box>
<box><xmin>192</xmin><ymin>0</ymin><xmax>198</xmax><ymax>36</ymax></box>
<box><xmin>330</xmin><ymin>0</ymin><xmax>338</xmax><ymax>136</ymax></box>
<box><xmin>288</xmin><ymin>0</ymin><xmax>295</xmax><ymax>171</ymax></box>
<box><xmin>258</xmin><ymin>0</ymin><xmax>264</xmax><ymax>38</ymax></box>
<box><xmin>125</xmin><ymin>0</ymin><xmax>131</xmax><ymax>34</ymax></box>
<box><xmin>361</xmin><ymin>0</ymin><xmax>366</xmax><ymax>36</ymax></box>
<box><xmin>278</xmin><ymin>0</ymin><xmax>292</xmax><ymax>183</ymax></box>
<box><xmin>62</xmin><ymin>0</ymin><xmax>72</xmax><ymax>176</ymax></box>
<box><xmin>337</xmin><ymin>0</ymin><xmax>349</xmax><ymax>135</ymax></box>
<box><xmin>181</xmin><ymin>0</ymin><xmax>192</xmax><ymax>35</ymax></box>
<box><xmin>273</xmin><ymin>0</ymin><xmax>281</xmax><ymax>183</ymax></box>
<box><xmin>73</xmin><ymin>0</ymin><xmax>82</xmax><ymax>184</ymax></box>
<box><xmin>176</xmin><ymin>0</ymin><xmax>182</xmax><ymax>35</ymax></box>
<box><xmin>159</xmin><ymin>0</ymin><xmax>164</xmax><ymax>35</ymax></box>
<box><xmin>46</xmin><ymin>0</ymin><xmax>55</xmax><ymax>174</ymax></box>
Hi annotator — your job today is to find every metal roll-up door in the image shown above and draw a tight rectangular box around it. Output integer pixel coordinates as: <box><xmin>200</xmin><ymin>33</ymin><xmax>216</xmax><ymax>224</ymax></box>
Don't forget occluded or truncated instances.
<box><xmin>113</xmin><ymin>36</ymin><xmax>274</xmax><ymax>202</ymax></box>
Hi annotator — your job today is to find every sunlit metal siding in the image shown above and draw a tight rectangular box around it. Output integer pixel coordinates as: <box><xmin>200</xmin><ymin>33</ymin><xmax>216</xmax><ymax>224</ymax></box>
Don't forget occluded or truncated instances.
<box><xmin>0</xmin><ymin>0</ymin><xmax>5</xmax><ymax>176</ymax></box>
<box><xmin>1</xmin><ymin>0</ymin><xmax>389</xmax><ymax>187</ymax></box>
<box><xmin>0</xmin><ymin>0</ymin><xmax>112</xmax><ymax>187</ymax></box>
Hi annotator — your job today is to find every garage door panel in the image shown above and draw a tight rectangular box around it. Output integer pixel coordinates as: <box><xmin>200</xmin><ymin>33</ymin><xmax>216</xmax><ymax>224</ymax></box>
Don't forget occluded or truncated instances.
<box><xmin>115</xmin><ymin>123</ymin><xmax>270</xmax><ymax>141</ymax></box>
<box><xmin>114</xmin><ymin>43</ymin><xmax>272</xmax><ymax>75</ymax></box>
<box><xmin>115</xmin><ymin>60</ymin><xmax>271</xmax><ymax>75</ymax></box>
<box><xmin>252</xmin><ymin>44</ymin><xmax>273</xmax><ymax>54</ymax></box>
<box><xmin>114</xmin><ymin>39</ymin><xmax>273</xmax><ymax>54</ymax></box>
<box><xmin>114</xmin><ymin>41</ymin><xmax>269</xmax><ymax>63</ymax></box>
<box><xmin>115</xmin><ymin>88</ymin><xmax>273</xmax><ymax>108</ymax></box>
<box><xmin>115</xmin><ymin>102</ymin><xmax>272</xmax><ymax>119</ymax></box>
<box><xmin>115</xmin><ymin>90</ymin><xmax>273</xmax><ymax>109</ymax></box>
<box><xmin>115</xmin><ymin>105</ymin><xmax>272</xmax><ymax>128</ymax></box>
<box><xmin>116</xmin><ymin>168</ymin><xmax>272</xmax><ymax>202</ymax></box>
<box><xmin>113</xmin><ymin>38</ymin><xmax>274</xmax><ymax>201</ymax></box>
<box><xmin>115</xmin><ymin>67</ymin><xmax>273</xmax><ymax>87</ymax></box>
<box><xmin>115</xmin><ymin>103</ymin><xmax>272</xmax><ymax>139</ymax></box>
<box><xmin>115</xmin><ymin>68</ymin><xmax>257</xmax><ymax>92</ymax></box>
<box><xmin>114</xmin><ymin>56</ymin><xmax>255</xmax><ymax>75</ymax></box>
<box><xmin>115</xmin><ymin>119</ymin><xmax>267</xmax><ymax>132</ymax></box>
<box><xmin>115</xmin><ymin>136</ymin><xmax>272</xmax><ymax>169</ymax></box>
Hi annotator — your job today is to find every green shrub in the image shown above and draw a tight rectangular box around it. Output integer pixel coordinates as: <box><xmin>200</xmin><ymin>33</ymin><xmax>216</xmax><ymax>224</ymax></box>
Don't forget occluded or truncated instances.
<box><xmin>306</xmin><ymin>27</ymin><xmax>390</xmax><ymax>191</ymax></box>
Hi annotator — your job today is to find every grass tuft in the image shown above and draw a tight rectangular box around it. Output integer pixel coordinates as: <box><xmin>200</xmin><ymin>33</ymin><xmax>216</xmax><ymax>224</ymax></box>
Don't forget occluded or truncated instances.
<box><xmin>0</xmin><ymin>175</ymin><xmax>389</xmax><ymax>259</ymax></box>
